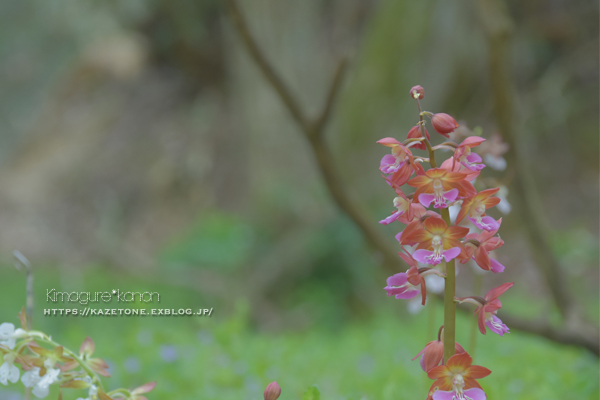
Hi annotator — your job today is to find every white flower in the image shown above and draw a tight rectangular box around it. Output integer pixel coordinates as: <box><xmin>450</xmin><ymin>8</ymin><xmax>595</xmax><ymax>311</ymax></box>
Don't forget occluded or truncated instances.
<box><xmin>76</xmin><ymin>383</ymin><xmax>97</xmax><ymax>400</ymax></box>
<box><xmin>0</xmin><ymin>353</ymin><xmax>19</xmax><ymax>385</ymax></box>
<box><xmin>21</xmin><ymin>366</ymin><xmax>60</xmax><ymax>398</ymax></box>
<box><xmin>0</xmin><ymin>323</ymin><xmax>27</xmax><ymax>350</ymax></box>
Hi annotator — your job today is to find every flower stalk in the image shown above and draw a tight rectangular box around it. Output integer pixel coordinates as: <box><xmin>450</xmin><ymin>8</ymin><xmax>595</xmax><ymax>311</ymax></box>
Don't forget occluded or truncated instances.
<box><xmin>378</xmin><ymin>85</ymin><xmax>513</xmax><ymax>399</ymax></box>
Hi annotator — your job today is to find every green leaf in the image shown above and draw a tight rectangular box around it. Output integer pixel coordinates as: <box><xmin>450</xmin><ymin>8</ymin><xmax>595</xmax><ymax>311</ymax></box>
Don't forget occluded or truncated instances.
<box><xmin>302</xmin><ymin>386</ymin><xmax>320</xmax><ymax>400</ymax></box>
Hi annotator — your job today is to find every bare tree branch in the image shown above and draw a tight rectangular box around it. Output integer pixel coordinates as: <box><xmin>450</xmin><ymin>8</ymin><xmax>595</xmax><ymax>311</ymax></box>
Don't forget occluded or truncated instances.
<box><xmin>226</xmin><ymin>0</ymin><xmax>309</xmax><ymax>132</ymax></box>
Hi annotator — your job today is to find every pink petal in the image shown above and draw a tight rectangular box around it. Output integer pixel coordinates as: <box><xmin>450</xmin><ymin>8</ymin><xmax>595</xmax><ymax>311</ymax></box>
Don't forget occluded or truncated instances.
<box><xmin>486</xmin><ymin>315</ymin><xmax>510</xmax><ymax>336</ymax></box>
<box><xmin>395</xmin><ymin>288</ymin><xmax>419</xmax><ymax>299</ymax></box>
<box><xmin>419</xmin><ymin>193</ymin><xmax>436</xmax><ymax>208</ymax></box>
<box><xmin>490</xmin><ymin>258</ymin><xmax>505</xmax><ymax>273</ymax></box>
<box><xmin>442</xmin><ymin>247</ymin><xmax>461</xmax><ymax>262</ymax></box>
<box><xmin>463</xmin><ymin>388</ymin><xmax>487</xmax><ymax>400</ymax></box>
<box><xmin>443</xmin><ymin>188</ymin><xmax>459</xmax><ymax>202</ymax></box>
<box><xmin>395</xmin><ymin>231</ymin><xmax>403</xmax><ymax>243</ymax></box>
<box><xmin>459</xmin><ymin>136</ymin><xmax>486</xmax><ymax>148</ymax></box>
<box><xmin>379</xmin><ymin>210</ymin><xmax>403</xmax><ymax>225</ymax></box>
<box><xmin>386</xmin><ymin>273</ymin><xmax>407</xmax><ymax>287</ymax></box>
<box><xmin>466</xmin><ymin>153</ymin><xmax>483</xmax><ymax>163</ymax></box>
<box><xmin>432</xmin><ymin>390</ymin><xmax>456</xmax><ymax>400</ymax></box>
<box><xmin>468</xmin><ymin>216</ymin><xmax>500</xmax><ymax>231</ymax></box>
<box><xmin>412</xmin><ymin>249</ymin><xmax>434</xmax><ymax>264</ymax></box>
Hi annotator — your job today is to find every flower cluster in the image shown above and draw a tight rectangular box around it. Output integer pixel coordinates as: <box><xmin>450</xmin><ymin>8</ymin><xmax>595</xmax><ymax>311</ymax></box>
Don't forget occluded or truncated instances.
<box><xmin>379</xmin><ymin>85</ymin><xmax>514</xmax><ymax>399</ymax></box>
<box><xmin>0</xmin><ymin>308</ymin><xmax>155</xmax><ymax>399</ymax></box>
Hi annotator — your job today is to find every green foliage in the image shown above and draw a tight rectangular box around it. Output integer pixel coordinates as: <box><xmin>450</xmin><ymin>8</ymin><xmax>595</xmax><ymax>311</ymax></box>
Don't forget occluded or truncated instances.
<box><xmin>0</xmin><ymin>267</ymin><xmax>597</xmax><ymax>399</ymax></box>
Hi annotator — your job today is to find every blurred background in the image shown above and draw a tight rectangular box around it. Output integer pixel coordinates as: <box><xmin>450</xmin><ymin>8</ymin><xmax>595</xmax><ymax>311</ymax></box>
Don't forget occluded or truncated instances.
<box><xmin>0</xmin><ymin>0</ymin><xmax>597</xmax><ymax>399</ymax></box>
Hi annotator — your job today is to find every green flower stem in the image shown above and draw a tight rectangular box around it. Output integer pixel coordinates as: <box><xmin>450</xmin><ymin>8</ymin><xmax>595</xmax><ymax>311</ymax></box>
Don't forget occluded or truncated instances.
<box><xmin>440</xmin><ymin>207</ymin><xmax>456</xmax><ymax>362</ymax></box>
<box><xmin>415</xmin><ymin>98</ymin><xmax>456</xmax><ymax>362</ymax></box>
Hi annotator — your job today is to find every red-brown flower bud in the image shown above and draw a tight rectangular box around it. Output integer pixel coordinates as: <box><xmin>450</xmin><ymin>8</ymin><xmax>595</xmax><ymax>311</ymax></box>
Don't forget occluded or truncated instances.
<box><xmin>264</xmin><ymin>381</ymin><xmax>281</xmax><ymax>400</ymax></box>
<box><xmin>409</xmin><ymin>85</ymin><xmax>425</xmax><ymax>100</ymax></box>
<box><xmin>431</xmin><ymin>113</ymin><xmax>458</xmax><ymax>137</ymax></box>
<box><xmin>407</xmin><ymin>125</ymin><xmax>430</xmax><ymax>150</ymax></box>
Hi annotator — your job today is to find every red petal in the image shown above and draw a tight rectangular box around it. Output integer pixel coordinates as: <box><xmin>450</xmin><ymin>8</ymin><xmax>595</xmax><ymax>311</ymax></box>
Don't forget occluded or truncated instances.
<box><xmin>407</xmin><ymin>175</ymin><xmax>431</xmax><ymax>188</ymax></box>
<box><xmin>401</xmin><ymin>227</ymin><xmax>431</xmax><ymax>245</ymax></box>
<box><xmin>423</xmin><ymin>217</ymin><xmax>448</xmax><ymax>234</ymax></box>
<box><xmin>459</xmin><ymin>136</ymin><xmax>486</xmax><ymax>148</ymax></box>
<box><xmin>423</xmin><ymin>341</ymin><xmax>444</xmax><ymax>371</ymax></box>
<box><xmin>456</xmin><ymin>196</ymin><xmax>474</xmax><ymax>225</ymax></box>
<box><xmin>446</xmin><ymin>353</ymin><xmax>473</xmax><ymax>374</ymax></box>
<box><xmin>484</xmin><ymin>282</ymin><xmax>514</xmax><ymax>302</ymax></box>
<box><xmin>467</xmin><ymin>365</ymin><xmax>492</xmax><ymax>379</ymax></box>
<box><xmin>478</xmin><ymin>309</ymin><xmax>487</xmax><ymax>335</ymax></box>
<box><xmin>377</xmin><ymin>137</ymin><xmax>402</xmax><ymax>147</ymax></box>
<box><xmin>427</xmin><ymin>365</ymin><xmax>451</xmax><ymax>380</ymax></box>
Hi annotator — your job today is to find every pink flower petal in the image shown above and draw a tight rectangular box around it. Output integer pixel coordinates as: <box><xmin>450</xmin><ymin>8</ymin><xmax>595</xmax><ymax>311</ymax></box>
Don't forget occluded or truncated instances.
<box><xmin>466</xmin><ymin>153</ymin><xmax>483</xmax><ymax>163</ymax></box>
<box><xmin>443</xmin><ymin>188</ymin><xmax>459</xmax><ymax>203</ymax></box>
<box><xmin>486</xmin><ymin>315</ymin><xmax>510</xmax><ymax>336</ymax></box>
<box><xmin>490</xmin><ymin>258</ymin><xmax>505</xmax><ymax>273</ymax></box>
<box><xmin>463</xmin><ymin>388</ymin><xmax>487</xmax><ymax>400</ymax></box>
<box><xmin>395</xmin><ymin>288</ymin><xmax>419</xmax><ymax>299</ymax></box>
<box><xmin>419</xmin><ymin>193</ymin><xmax>436</xmax><ymax>208</ymax></box>
<box><xmin>395</xmin><ymin>231</ymin><xmax>403</xmax><ymax>243</ymax></box>
<box><xmin>412</xmin><ymin>249</ymin><xmax>434</xmax><ymax>264</ymax></box>
<box><xmin>432</xmin><ymin>390</ymin><xmax>456</xmax><ymax>400</ymax></box>
<box><xmin>469</xmin><ymin>216</ymin><xmax>500</xmax><ymax>231</ymax></box>
<box><xmin>379</xmin><ymin>210</ymin><xmax>403</xmax><ymax>225</ymax></box>
<box><xmin>442</xmin><ymin>247</ymin><xmax>461</xmax><ymax>262</ymax></box>
<box><xmin>386</xmin><ymin>273</ymin><xmax>407</xmax><ymax>287</ymax></box>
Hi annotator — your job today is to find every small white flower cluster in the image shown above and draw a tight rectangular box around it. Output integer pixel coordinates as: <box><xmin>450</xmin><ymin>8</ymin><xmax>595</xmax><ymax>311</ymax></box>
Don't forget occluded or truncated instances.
<box><xmin>0</xmin><ymin>322</ymin><xmax>63</xmax><ymax>398</ymax></box>
<box><xmin>1</xmin><ymin>322</ymin><xmax>62</xmax><ymax>398</ymax></box>
<box><xmin>0</xmin><ymin>316</ymin><xmax>156</xmax><ymax>400</ymax></box>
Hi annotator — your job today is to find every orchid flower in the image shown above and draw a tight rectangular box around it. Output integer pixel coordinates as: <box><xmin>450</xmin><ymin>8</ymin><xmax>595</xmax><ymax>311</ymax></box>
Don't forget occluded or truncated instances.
<box><xmin>21</xmin><ymin>366</ymin><xmax>61</xmax><ymax>398</ymax></box>
<box><xmin>456</xmin><ymin>188</ymin><xmax>501</xmax><ymax>231</ymax></box>
<box><xmin>385</xmin><ymin>266</ymin><xmax>444</xmax><ymax>305</ymax></box>
<box><xmin>400</xmin><ymin>217</ymin><xmax>469</xmax><ymax>266</ymax></box>
<box><xmin>408</xmin><ymin>168</ymin><xmax>476</xmax><ymax>209</ymax></box>
<box><xmin>427</xmin><ymin>353</ymin><xmax>491</xmax><ymax>400</ymax></box>
<box><xmin>440</xmin><ymin>157</ymin><xmax>481</xmax><ymax>183</ymax></box>
<box><xmin>377</xmin><ymin>138</ymin><xmax>412</xmax><ymax>174</ymax></box>
<box><xmin>377</xmin><ymin>138</ymin><xmax>424</xmax><ymax>187</ymax></box>
<box><xmin>0</xmin><ymin>352</ymin><xmax>19</xmax><ymax>385</ymax></box>
<box><xmin>461</xmin><ymin>221</ymin><xmax>505</xmax><ymax>273</ymax></box>
<box><xmin>413</xmin><ymin>327</ymin><xmax>466</xmax><ymax>372</ymax></box>
<box><xmin>454</xmin><ymin>137</ymin><xmax>486</xmax><ymax>172</ymax></box>
<box><xmin>0</xmin><ymin>323</ymin><xmax>27</xmax><ymax>350</ymax></box>
<box><xmin>457</xmin><ymin>282</ymin><xmax>514</xmax><ymax>336</ymax></box>
<box><xmin>379</xmin><ymin>190</ymin><xmax>425</xmax><ymax>225</ymax></box>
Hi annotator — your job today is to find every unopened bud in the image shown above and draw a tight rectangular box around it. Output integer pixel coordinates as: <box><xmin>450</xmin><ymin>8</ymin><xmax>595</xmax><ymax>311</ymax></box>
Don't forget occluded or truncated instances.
<box><xmin>409</xmin><ymin>85</ymin><xmax>425</xmax><ymax>100</ymax></box>
<box><xmin>264</xmin><ymin>381</ymin><xmax>281</xmax><ymax>400</ymax></box>
<box><xmin>431</xmin><ymin>113</ymin><xmax>459</xmax><ymax>137</ymax></box>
